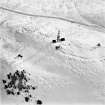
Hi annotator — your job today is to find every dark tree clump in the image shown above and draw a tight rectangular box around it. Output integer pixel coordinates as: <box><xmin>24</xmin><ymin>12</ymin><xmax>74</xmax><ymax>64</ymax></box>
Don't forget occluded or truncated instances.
<box><xmin>36</xmin><ymin>99</ymin><xmax>43</xmax><ymax>105</ymax></box>
<box><xmin>2</xmin><ymin>69</ymin><xmax>37</xmax><ymax>103</ymax></box>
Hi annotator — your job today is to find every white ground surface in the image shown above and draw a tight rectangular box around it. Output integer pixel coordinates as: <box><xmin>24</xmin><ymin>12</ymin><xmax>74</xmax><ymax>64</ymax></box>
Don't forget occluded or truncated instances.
<box><xmin>0</xmin><ymin>0</ymin><xmax>105</xmax><ymax>105</ymax></box>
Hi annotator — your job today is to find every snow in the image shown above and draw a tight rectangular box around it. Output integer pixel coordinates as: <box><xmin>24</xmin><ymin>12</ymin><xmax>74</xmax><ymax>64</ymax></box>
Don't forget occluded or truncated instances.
<box><xmin>0</xmin><ymin>0</ymin><xmax>105</xmax><ymax>105</ymax></box>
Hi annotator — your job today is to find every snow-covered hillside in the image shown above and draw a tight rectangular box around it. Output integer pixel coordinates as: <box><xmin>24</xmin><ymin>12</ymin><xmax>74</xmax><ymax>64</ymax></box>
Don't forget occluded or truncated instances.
<box><xmin>0</xmin><ymin>0</ymin><xmax>105</xmax><ymax>105</ymax></box>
